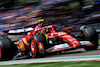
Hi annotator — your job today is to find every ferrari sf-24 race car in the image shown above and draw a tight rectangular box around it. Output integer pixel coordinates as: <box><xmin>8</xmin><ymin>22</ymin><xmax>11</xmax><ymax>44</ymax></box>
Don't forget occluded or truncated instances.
<box><xmin>0</xmin><ymin>23</ymin><xmax>99</xmax><ymax>60</ymax></box>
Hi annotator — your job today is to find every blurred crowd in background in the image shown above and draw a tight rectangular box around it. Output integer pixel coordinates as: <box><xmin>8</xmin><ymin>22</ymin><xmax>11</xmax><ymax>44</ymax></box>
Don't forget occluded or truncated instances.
<box><xmin>0</xmin><ymin>0</ymin><xmax>100</xmax><ymax>32</ymax></box>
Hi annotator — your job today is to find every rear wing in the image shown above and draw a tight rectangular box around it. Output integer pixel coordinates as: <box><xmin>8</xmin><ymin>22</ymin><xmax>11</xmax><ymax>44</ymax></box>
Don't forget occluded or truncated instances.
<box><xmin>8</xmin><ymin>27</ymin><xmax>33</xmax><ymax>34</ymax></box>
<box><xmin>3</xmin><ymin>19</ymin><xmax>44</xmax><ymax>34</ymax></box>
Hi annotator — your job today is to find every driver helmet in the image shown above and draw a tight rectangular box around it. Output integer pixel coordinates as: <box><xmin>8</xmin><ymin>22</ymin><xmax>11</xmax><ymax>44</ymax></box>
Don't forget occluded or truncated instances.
<box><xmin>45</xmin><ymin>28</ymin><xmax>51</xmax><ymax>33</ymax></box>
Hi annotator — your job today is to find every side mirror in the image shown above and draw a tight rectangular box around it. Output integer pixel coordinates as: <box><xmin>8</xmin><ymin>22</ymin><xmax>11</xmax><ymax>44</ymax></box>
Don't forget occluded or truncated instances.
<box><xmin>65</xmin><ymin>28</ymin><xmax>72</xmax><ymax>33</ymax></box>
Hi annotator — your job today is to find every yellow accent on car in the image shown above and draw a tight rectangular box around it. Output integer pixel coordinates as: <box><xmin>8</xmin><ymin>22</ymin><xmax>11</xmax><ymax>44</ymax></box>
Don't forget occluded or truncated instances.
<box><xmin>36</xmin><ymin>19</ymin><xmax>44</xmax><ymax>22</ymax></box>
<box><xmin>46</xmin><ymin>28</ymin><xmax>48</xmax><ymax>30</ymax></box>
<box><xmin>45</xmin><ymin>34</ymin><xmax>48</xmax><ymax>39</ymax></box>
<box><xmin>52</xmin><ymin>50</ymin><xmax>55</xmax><ymax>52</ymax></box>
<box><xmin>64</xmin><ymin>35</ymin><xmax>70</xmax><ymax>37</ymax></box>
<box><xmin>76</xmin><ymin>43</ymin><xmax>79</xmax><ymax>45</ymax></box>
<box><xmin>23</xmin><ymin>38</ymin><xmax>29</xmax><ymax>46</ymax></box>
<box><xmin>19</xmin><ymin>41</ymin><xmax>24</xmax><ymax>49</ymax></box>
<box><xmin>41</xmin><ymin>30</ymin><xmax>43</xmax><ymax>33</ymax></box>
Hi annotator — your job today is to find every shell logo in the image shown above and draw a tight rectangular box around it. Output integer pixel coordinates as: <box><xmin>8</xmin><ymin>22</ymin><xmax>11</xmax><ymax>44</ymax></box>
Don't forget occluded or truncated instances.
<box><xmin>64</xmin><ymin>35</ymin><xmax>70</xmax><ymax>37</ymax></box>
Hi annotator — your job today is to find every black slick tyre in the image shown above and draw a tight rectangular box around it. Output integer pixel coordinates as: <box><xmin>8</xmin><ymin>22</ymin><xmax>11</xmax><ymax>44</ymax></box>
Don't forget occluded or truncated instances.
<box><xmin>0</xmin><ymin>38</ymin><xmax>16</xmax><ymax>61</ymax></box>
<box><xmin>81</xmin><ymin>26</ymin><xmax>99</xmax><ymax>51</ymax></box>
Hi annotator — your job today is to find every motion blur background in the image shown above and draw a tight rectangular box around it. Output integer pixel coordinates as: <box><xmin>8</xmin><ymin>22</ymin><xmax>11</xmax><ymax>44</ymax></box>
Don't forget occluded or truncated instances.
<box><xmin>0</xmin><ymin>0</ymin><xmax>100</xmax><ymax>34</ymax></box>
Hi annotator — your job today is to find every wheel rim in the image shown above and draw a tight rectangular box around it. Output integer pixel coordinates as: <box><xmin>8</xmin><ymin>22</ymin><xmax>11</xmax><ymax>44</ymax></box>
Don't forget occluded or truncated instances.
<box><xmin>30</xmin><ymin>39</ymin><xmax>37</xmax><ymax>57</ymax></box>
<box><xmin>31</xmin><ymin>42</ymin><xmax>35</xmax><ymax>53</ymax></box>
<box><xmin>38</xmin><ymin>42</ymin><xmax>44</xmax><ymax>51</ymax></box>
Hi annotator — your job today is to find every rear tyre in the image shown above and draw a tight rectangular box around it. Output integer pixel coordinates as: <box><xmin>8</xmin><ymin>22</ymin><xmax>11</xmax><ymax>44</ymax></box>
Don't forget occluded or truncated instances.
<box><xmin>0</xmin><ymin>38</ymin><xmax>16</xmax><ymax>61</ymax></box>
<box><xmin>81</xmin><ymin>26</ymin><xmax>98</xmax><ymax>51</ymax></box>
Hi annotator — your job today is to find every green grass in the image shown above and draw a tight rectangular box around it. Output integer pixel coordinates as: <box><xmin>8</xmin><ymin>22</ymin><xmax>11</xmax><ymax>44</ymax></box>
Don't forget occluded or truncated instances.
<box><xmin>99</xmin><ymin>39</ymin><xmax>100</xmax><ymax>44</ymax></box>
<box><xmin>1</xmin><ymin>61</ymin><xmax>100</xmax><ymax>67</ymax></box>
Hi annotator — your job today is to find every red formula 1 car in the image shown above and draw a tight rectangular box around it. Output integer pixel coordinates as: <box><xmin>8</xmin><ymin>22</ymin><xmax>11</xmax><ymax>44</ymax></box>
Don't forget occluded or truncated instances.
<box><xmin>0</xmin><ymin>23</ymin><xmax>99</xmax><ymax>60</ymax></box>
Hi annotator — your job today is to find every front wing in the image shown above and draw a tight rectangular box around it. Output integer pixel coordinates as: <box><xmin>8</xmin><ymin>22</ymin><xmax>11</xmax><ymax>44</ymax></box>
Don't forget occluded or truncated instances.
<box><xmin>45</xmin><ymin>41</ymin><xmax>95</xmax><ymax>53</ymax></box>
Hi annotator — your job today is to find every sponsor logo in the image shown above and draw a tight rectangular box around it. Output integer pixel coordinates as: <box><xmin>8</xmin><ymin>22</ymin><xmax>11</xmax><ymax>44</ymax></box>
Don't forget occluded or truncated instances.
<box><xmin>19</xmin><ymin>41</ymin><xmax>24</xmax><ymax>49</ymax></box>
<box><xmin>64</xmin><ymin>35</ymin><xmax>70</xmax><ymax>37</ymax></box>
<box><xmin>54</xmin><ymin>43</ymin><xmax>69</xmax><ymax>49</ymax></box>
<box><xmin>80</xmin><ymin>41</ymin><xmax>92</xmax><ymax>45</ymax></box>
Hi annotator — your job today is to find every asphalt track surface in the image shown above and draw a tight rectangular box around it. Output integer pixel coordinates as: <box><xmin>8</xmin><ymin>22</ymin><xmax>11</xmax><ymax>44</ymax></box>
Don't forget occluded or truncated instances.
<box><xmin>1</xmin><ymin>45</ymin><xmax>100</xmax><ymax>64</ymax></box>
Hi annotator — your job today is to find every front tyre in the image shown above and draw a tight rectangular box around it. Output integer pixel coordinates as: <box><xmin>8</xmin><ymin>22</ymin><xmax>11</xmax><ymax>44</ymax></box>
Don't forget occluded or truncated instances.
<box><xmin>80</xmin><ymin>26</ymin><xmax>99</xmax><ymax>51</ymax></box>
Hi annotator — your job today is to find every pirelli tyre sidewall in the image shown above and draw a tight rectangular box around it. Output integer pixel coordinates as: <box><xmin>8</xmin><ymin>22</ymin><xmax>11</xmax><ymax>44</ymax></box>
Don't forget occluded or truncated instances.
<box><xmin>30</xmin><ymin>34</ymin><xmax>47</xmax><ymax>58</ymax></box>
<box><xmin>81</xmin><ymin>26</ymin><xmax>99</xmax><ymax>51</ymax></box>
<box><xmin>30</xmin><ymin>37</ymin><xmax>38</xmax><ymax>58</ymax></box>
<box><xmin>0</xmin><ymin>38</ymin><xmax>16</xmax><ymax>61</ymax></box>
